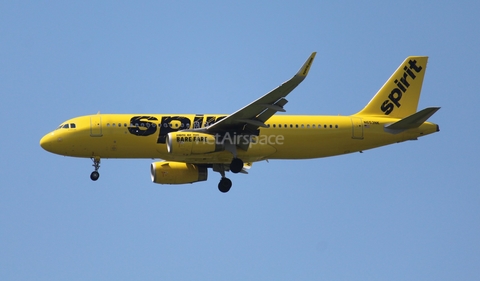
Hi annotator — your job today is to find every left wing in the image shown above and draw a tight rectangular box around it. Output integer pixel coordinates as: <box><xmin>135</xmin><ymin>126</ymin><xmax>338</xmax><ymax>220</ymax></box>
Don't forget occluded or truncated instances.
<box><xmin>201</xmin><ymin>52</ymin><xmax>316</xmax><ymax>136</ymax></box>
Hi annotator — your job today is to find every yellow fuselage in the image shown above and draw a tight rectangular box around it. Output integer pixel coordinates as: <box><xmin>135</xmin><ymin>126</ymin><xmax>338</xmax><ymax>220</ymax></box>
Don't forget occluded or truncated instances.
<box><xmin>40</xmin><ymin>113</ymin><xmax>439</xmax><ymax>164</ymax></box>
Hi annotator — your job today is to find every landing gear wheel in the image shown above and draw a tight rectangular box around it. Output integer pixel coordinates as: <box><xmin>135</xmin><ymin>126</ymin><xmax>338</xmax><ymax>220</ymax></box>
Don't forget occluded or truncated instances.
<box><xmin>90</xmin><ymin>171</ymin><xmax>100</xmax><ymax>181</ymax></box>
<box><xmin>230</xmin><ymin>158</ymin><xmax>244</xmax><ymax>174</ymax></box>
<box><xmin>90</xmin><ymin>157</ymin><xmax>101</xmax><ymax>181</ymax></box>
<box><xmin>218</xmin><ymin>178</ymin><xmax>232</xmax><ymax>193</ymax></box>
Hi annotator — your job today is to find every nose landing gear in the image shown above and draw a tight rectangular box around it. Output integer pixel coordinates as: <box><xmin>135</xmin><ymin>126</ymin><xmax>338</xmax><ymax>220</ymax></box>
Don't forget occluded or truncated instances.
<box><xmin>90</xmin><ymin>157</ymin><xmax>101</xmax><ymax>181</ymax></box>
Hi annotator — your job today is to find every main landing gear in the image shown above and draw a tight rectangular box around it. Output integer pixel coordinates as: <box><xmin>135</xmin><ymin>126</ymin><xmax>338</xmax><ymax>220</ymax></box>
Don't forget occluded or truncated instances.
<box><xmin>230</xmin><ymin>158</ymin><xmax>244</xmax><ymax>174</ymax></box>
<box><xmin>87</xmin><ymin>156</ymin><xmax>244</xmax><ymax>192</ymax></box>
<box><xmin>214</xmin><ymin>157</ymin><xmax>244</xmax><ymax>193</ymax></box>
<box><xmin>218</xmin><ymin>177</ymin><xmax>232</xmax><ymax>193</ymax></box>
<box><xmin>90</xmin><ymin>157</ymin><xmax>100</xmax><ymax>181</ymax></box>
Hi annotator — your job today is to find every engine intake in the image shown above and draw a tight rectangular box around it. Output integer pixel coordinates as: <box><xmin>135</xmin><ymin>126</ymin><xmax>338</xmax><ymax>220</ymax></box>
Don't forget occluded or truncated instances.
<box><xmin>151</xmin><ymin>161</ymin><xmax>208</xmax><ymax>184</ymax></box>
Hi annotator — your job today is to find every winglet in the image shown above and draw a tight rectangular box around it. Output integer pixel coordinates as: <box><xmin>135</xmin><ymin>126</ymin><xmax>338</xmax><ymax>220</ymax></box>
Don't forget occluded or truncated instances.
<box><xmin>296</xmin><ymin>52</ymin><xmax>317</xmax><ymax>77</ymax></box>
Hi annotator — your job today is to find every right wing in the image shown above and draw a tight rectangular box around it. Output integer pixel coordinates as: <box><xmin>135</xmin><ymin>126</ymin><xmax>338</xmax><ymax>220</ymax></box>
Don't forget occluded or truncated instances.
<box><xmin>198</xmin><ymin>52</ymin><xmax>316</xmax><ymax>135</ymax></box>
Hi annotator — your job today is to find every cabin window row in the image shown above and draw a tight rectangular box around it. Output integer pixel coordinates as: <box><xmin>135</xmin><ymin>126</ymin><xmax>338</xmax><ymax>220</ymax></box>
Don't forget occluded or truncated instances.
<box><xmin>58</xmin><ymin>122</ymin><xmax>339</xmax><ymax>130</ymax></box>
<box><xmin>268</xmin><ymin>124</ymin><xmax>339</xmax><ymax>129</ymax></box>
<box><xmin>103</xmin><ymin>122</ymin><xmax>340</xmax><ymax>129</ymax></box>
<box><xmin>106</xmin><ymin>123</ymin><xmax>189</xmax><ymax>128</ymax></box>
<box><xmin>106</xmin><ymin>123</ymin><xmax>129</xmax><ymax>127</ymax></box>
<box><xmin>105</xmin><ymin>122</ymin><xmax>225</xmax><ymax>129</ymax></box>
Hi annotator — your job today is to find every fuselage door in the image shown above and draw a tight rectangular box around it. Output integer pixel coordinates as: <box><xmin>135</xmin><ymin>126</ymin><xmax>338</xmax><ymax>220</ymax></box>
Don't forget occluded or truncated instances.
<box><xmin>90</xmin><ymin>115</ymin><xmax>103</xmax><ymax>137</ymax></box>
<box><xmin>351</xmin><ymin>117</ymin><xmax>363</xmax><ymax>139</ymax></box>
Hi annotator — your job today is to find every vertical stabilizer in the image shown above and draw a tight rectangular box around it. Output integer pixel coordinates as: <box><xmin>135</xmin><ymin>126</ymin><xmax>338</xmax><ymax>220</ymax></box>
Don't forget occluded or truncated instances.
<box><xmin>355</xmin><ymin>56</ymin><xmax>428</xmax><ymax>118</ymax></box>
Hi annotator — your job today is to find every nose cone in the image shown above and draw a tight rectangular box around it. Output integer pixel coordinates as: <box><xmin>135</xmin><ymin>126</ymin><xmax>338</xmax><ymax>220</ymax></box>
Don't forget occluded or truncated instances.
<box><xmin>40</xmin><ymin>132</ymin><xmax>57</xmax><ymax>153</ymax></box>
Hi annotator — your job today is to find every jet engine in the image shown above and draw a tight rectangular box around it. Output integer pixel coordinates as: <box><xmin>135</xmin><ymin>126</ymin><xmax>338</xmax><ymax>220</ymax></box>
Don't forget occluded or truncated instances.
<box><xmin>166</xmin><ymin>132</ymin><xmax>224</xmax><ymax>155</ymax></box>
<box><xmin>151</xmin><ymin>161</ymin><xmax>208</xmax><ymax>184</ymax></box>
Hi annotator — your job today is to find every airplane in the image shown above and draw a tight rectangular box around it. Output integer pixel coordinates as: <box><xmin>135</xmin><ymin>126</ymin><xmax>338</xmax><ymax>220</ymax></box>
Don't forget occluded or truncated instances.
<box><xmin>40</xmin><ymin>52</ymin><xmax>440</xmax><ymax>193</ymax></box>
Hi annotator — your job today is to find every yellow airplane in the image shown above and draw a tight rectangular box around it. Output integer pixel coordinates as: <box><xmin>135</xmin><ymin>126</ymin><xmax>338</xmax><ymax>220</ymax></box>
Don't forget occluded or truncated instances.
<box><xmin>40</xmin><ymin>53</ymin><xmax>440</xmax><ymax>193</ymax></box>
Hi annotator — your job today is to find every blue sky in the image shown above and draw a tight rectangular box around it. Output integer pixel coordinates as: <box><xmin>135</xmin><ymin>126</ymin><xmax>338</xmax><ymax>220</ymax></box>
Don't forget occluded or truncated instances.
<box><xmin>1</xmin><ymin>1</ymin><xmax>479</xmax><ymax>280</ymax></box>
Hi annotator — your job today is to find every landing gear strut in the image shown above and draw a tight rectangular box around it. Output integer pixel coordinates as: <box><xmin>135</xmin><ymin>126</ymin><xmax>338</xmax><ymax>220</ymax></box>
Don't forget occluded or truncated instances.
<box><xmin>213</xmin><ymin>143</ymin><xmax>245</xmax><ymax>192</ymax></box>
<box><xmin>90</xmin><ymin>157</ymin><xmax>101</xmax><ymax>181</ymax></box>
<box><xmin>225</xmin><ymin>142</ymin><xmax>243</xmax><ymax>174</ymax></box>
<box><xmin>213</xmin><ymin>157</ymin><xmax>244</xmax><ymax>193</ymax></box>
<box><xmin>214</xmin><ymin>164</ymin><xmax>233</xmax><ymax>193</ymax></box>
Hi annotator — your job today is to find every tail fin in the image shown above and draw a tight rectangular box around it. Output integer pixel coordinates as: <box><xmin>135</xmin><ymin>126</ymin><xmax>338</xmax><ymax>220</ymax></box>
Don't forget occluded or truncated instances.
<box><xmin>355</xmin><ymin>56</ymin><xmax>428</xmax><ymax>118</ymax></box>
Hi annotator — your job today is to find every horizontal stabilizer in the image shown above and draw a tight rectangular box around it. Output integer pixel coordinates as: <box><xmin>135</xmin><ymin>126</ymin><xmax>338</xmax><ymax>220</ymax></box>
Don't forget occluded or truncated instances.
<box><xmin>385</xmin><ymin>107</ymin><xmax>440</xmax><ymax>133</ymax></box>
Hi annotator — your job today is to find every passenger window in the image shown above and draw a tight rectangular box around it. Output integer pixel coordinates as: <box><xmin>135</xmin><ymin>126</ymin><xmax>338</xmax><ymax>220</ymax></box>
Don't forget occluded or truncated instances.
<box><xmin>124</xmin><ymin>123</ymin><xmax>127</xmax><ymax>127</ymax></box>
<box><xmin>296</xmin><ymin>124</ymin><xmax>298</xmax><ymax>128</ymax></box>
<box><xmin>330</xmin><ymin>125</ymin><xmax>332</xmax><ymax>128</ymax></box>
<box><xmin>112</xmin><ymin>123</ymin><xmax>116</xmax><ymax>127</ymax></box>
<box><xmin>279</xmin><ymin>124</ymin><xmax>282</xmax><ymax>128</ymax></box>
<box><xmin>70</xmin><ymin>123</ymin><xmax>76</xmax><ymax>128</ymax></box>
<box><xmin>335</xmin><ymin>125</ymin><xmax>338</xmax><ymax>128</ymax></box>
<box><xmin>312</xmin><ymin>124</ymin><xmax>315</xmax><ymax>128</ymax></box>
<box><xmin>273</xmin><ymin>124</ymin><xmax>276</xmax><ymax>128</ymax></box>
<box><xmin>301</xmin><ymin>124</ymin><xmax>304</xmax><ymax>128</ymax></box>
<box><xmin>307</xmin><ymin>124</ymin><xmax>310</xmax><ymax>128</ymax></box>
<box><xmin>290</xmin><ymin>124</ymin><xmax>293</xmax><ymax>128</ymax></box>
<box><xmin>324</xmin><ymin>125</ymin><xmax>327</xmax><ymax>128</ymax></box>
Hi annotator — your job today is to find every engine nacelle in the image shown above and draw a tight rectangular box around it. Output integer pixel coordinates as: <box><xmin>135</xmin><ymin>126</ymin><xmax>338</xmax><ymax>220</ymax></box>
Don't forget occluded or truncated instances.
<box><xmin>166</xmin><ymin>132</ymin><xmax>224</xmax><ymax>155</ymax></box>
<box><xmin>151</xmin><ymin>161</ymin><xmax>208</xmax><ymax>184</ymax></box>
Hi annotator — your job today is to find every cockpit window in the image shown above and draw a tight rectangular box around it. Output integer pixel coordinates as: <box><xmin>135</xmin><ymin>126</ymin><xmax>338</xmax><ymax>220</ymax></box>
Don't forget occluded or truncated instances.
<box><xmin>70</xmin><ymin>123</ymin><xmax>76</xmax><ymax>128</ymax></box>
<box><xmin>62</xmin><ymin>124</ymin><xmax>70</xmax><ymax>129</ymax></box>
